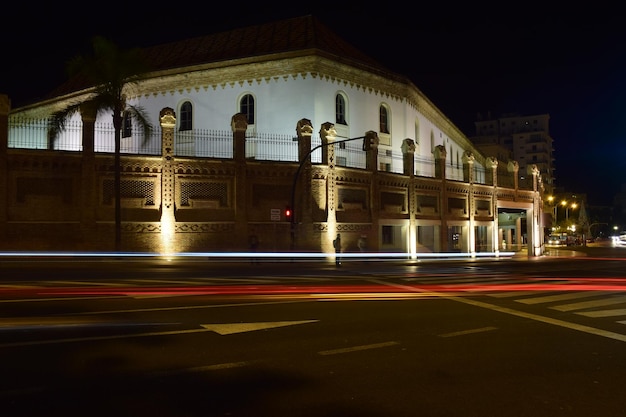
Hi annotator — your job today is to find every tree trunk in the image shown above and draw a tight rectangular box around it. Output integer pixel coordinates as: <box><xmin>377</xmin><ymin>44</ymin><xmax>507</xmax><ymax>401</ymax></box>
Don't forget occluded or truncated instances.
<box><xmin>113</xmin><ymin>112</ymin><xmax>122</xmax><ymax>252</ymax></box>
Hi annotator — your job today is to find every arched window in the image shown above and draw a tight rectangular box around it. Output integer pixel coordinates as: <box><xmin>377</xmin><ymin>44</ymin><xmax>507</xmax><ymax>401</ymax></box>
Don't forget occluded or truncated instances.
<box><xmin>240</xmin><ymin>94</ymin><xmax>255</xmax><ymax>125</ymax></box>
<box><xmin>180</xmin><ymin>101</ymin><xmax>193</xmax><ymax>131</ymax></box>
<box><xmin>379</xmin><ymin>104</ymin><xmax>390</xmax><ymax>134</ymax></box>
<box><xmin>336</xmin><ymin>94</ymin><xmax>347</xmax><ymax>125</ymax></box>
<box><xmin>122</xmin><ymin>110</ymin><xmax>132</xmax><ymax>138</ymax></box>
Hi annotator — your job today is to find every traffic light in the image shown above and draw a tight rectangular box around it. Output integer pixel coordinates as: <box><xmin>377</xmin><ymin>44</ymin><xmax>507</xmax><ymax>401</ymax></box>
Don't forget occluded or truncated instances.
<box><xmin>285</xmin><ymin>206</ymin><xmax>292</xmax><ymax>221</ymax></box>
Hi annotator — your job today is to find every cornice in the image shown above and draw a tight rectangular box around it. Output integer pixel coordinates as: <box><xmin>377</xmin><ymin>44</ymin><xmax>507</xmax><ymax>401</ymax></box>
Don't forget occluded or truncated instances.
<box><xmin>11</xmin><ymin>51</ymin><xmax>472</xmax><ymax>147</ymax></box>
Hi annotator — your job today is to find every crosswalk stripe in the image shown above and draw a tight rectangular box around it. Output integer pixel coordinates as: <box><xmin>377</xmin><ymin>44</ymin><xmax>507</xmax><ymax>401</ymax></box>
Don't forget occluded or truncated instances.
<box><xmin>515</xmin><ymin>291</ymin><xmax>615</xmax><ymax>305</ymax></box>
<box><xmin>551</xmin><ymin>295</ymin><xmax>626</xmax><ymax>312</ymax></box>
<box><xmin>578</xmin><ymin>309</ymin><xmax>626</xmax><ymax>318</ymax></box>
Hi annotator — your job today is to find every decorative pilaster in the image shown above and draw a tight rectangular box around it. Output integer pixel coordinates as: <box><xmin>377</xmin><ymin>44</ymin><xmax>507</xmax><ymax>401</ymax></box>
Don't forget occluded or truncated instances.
<box><xmin>402</xmin><ymin>138</ymin><xmax>416</xmax><ymax>256</ymax></box>
<box><xmin>159</xmin><ymin>108</ymin><xmax>176</xmax><ymax>255</ymax></box>
<box><xmin>364</xmin><ymin>130</ymin><xmax>379</xmax><ymax>172</ymax></box>
<box><xmin>463</xmin><ymin>151</ymin><xmax>476</xmax><ymax>255</ymax></box>
<box><xmin>508</xmin><ymin>160</ymin><xmax>519</xmax><ymax>191</ymax></box>
<box><xmin>486</xmin><ymin>157</ymin><xmax>499</xmax><ymax>253</ymax></box>
<box><xmin>231</xmin><ymin>113</ymin><xmax>247</xmax><ymax>163</ymax></box>
<box><xmin>486</xmin><ymin>157</ymin><xmax>498</xmax><ymax>187</ymax></box>
<box><xmin>401</xmin><ymin>138</ymin><xmax>415</xmax><ymax>176</ymax></box>
<box><xmin>0</xmin><ymin>95</ymin><xmax>9</xmax><ymax>245</ymax></box>
<box><xmin>462</xmin><ymin>150</ymin><xmax>475</xmax><ymax>184</ymax></box>
<box><xmin>366</xmin><ymin>130</ymin><xmax>380</xmax><ymax>250</ymax></box>
<box><xmin>529</xmin><ymin>164</ymin><xmax>543</xmax><ymax>255</ymax></box>
<box><xmin>80</xmin><ymin>102</ymin><xmax>97</xmax><ymax>248</ymax></box>
<box><xmin>433</xmin><ymin>145</ymin><xmax>447</xmax><ymax>180</ymax></box>
<box><xmin>320</xmin><ymin>122</ymin><xmax>337</xmax><ymax>254</ymax></box>
<box><xmin>296</xmin><ymin>118</ymin><xmax>313</xmax><ymax>248</ymax></box>
<box><xmin>433</xmin><ymin>145</ymin><xmax>448</xmax><ymax>250</ymax></box>
<box><xmin>231</xmin><ymin>113</ymin><xmax>249</xmax><ymax>248</ymax></box>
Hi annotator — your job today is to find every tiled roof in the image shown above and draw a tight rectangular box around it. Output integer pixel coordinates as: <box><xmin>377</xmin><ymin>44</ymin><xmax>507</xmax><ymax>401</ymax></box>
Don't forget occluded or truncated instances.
<box><xmin>141</xmin><ymin>15</ymin><xmax>386</xmax><ymax>71</ymax></box>
<box><xmin>48</xmin><ymin>15</ymin><xmax>390</xmax><ymax>99</ymax></box>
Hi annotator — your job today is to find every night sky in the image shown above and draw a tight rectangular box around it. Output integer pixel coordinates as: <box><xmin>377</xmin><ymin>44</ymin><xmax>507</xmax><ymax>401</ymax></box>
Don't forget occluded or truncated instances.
<box><xmin>3</xmin><ymin>3</ymin><xmax>625</xmax><ymax>206</ymax></box>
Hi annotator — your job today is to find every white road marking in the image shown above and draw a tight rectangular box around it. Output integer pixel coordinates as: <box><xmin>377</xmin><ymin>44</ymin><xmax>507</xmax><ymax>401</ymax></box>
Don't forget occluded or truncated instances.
<box><xmin>369</xmin><ymin>279</ymin><xmax>626</xmax><ymax>343</ymax></box>
<box><xmin>516</xmin><ymin>291</ymin><xmax>614</xmax><ymax>305</ymax></box>
<box><xmin>551</xmin><ymin>295</ymin><xmax>626</xmax><ymax>312</ymax></box>
<box><xmin>201</xmin><ymin>320</ymin><xmax>318</xmax><ymax>335</ymax></box>
<box><xmin>439</xmin><ymin>326</ymin><xmax>498</xmax><ymax>338</ymax></box>
<box><xmin>0</xmin><ymin>318</ymin><xmax>317</xmax><ymax>348</ymax></box>
<box><xmin>318</xmin><ymin>341</ymin><xmax>399</xmax><ymax>355</ymax></box>
<box><xmin>578</xmin><ymin>309</ymin><xmax>626</xmax><ymax>318</ymax></box>
<box><xmin>150</xmin><ymin>361</ymin><xmax>251</xmax><ymax>377</ymax></box>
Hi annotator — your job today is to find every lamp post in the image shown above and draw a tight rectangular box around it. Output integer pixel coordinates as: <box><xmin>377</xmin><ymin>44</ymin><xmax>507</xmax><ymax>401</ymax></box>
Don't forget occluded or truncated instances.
<box><xmin>560</xmin><ymin>200</ymin><xmax>577</xmax><ymax>223</ymax></box>
<box><xmin>566</xmin><ymin>202</ymin><xmax>578</xmax><ymax>223</ymax></box>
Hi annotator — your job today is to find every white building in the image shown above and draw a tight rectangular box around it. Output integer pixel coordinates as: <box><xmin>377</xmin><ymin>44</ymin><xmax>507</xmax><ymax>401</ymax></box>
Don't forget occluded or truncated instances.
<box><xmin>2</xmin><ymin>15</ymin><xmax>544</xmax><ymax>256</ymax></box>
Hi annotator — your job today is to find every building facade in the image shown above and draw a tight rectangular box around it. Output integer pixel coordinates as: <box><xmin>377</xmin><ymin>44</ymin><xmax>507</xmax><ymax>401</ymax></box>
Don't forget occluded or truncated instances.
<box><xmin>0</xmin><ymin>16</ymin><xmax>545</xmax><ymax>257</ymax></box>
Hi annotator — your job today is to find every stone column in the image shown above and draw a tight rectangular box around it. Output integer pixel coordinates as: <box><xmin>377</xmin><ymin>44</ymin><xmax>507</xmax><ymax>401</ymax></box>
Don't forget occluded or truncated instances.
<box><xmin>463</xmin><ymin>151</ymin><xmax>476</xmax><ymax>255</ymax></box>
<box><xmin>529</xmin><ymin>164</ymin><xmax>543</xmax><ymax>255</ymax></box>
<box><xmin>508</xmin><ymin>160</ymin><xmax>519</xmax><ymax>191</ymax></box>
<box><xmin>159</xmin><ymin>108</ymin><xmax>176</xmax><ymax>255</ymax></box>
<box><xmin>295</xmin><ymin>118</ymin><xmax>313</xmax><ymax>248</ymax></box>
<box><xmin>0</xmin><ymin>95</ymin><xmax>9</xmax><ymax>244</ymax></box>
<box><xmin>402</xmin><ymin>138</ymin><xmax>416</xmax><ymax>256</ymax></box>
<box><xmin>320</xmin><ymin>122</ymin><xmax>338</xmax><ymax>255</ymax></box>
<box><xmin>364</xmin><ymin>130</ymin><xmax>379</xmax><ymax>172</ymax></box>
<box><xmin>486</xmin><ymin>157</ymin><xmax>499</xmax><ymax>253</ymax></box>
<box><xmin>232</xmin><ymin>113</ymin><xmax>247</xmax><ymax>163</ymax></box>
<box><xmin>231</xmin><ymin>113</ymin><xmax>248</xmax><ymax>249</ymax></box>
<box><xmin>401</xmin><ymin>138</ymin><xmax>415</xmax><ymax>176</ymax></box>
<box><xmin>364</xmin><ymin>130</ymin><xmax>380</xmax><ymax>251</ymax></box>
<box><xmin>486</xmin><ymin>157</ymin><xmax>498</xmax><ymax>187</ymax></box>
<box><xmin>462</xmin><ymin>150</ymin><xmax>475</xmax><ymax>184</ymax></box>
<box><xmin>80</xmin><ymin>102</ymin><xmax>97</xmax><ymax>249</ymax></box>
<box><xmin>433</xmin><ymin>145</ymin><xmax>447</xmax><ymax>180</ymax></box>
<box><xmin>433</xmin><ymin>145</ymin><xmax>448</xmax><ymax>251</ymax></box>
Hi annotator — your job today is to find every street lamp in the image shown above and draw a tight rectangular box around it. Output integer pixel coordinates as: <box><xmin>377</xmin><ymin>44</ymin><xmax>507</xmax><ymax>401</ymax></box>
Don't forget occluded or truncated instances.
<box><xmin>560</xmin><ymin>200</ymin><xmax>577</xmax><ymax>223</ymax></box>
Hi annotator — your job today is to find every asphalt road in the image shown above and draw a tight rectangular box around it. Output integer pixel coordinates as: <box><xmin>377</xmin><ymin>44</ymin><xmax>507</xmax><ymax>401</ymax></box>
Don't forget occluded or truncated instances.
<box><xmin>1</xmin><ymin>246</ymin><xmax>626</xmax><ymax>416</ymax></box>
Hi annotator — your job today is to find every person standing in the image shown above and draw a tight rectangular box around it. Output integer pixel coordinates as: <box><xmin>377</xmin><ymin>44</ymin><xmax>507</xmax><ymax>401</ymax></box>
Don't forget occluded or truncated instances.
<box><xmin>333</xmin><ymin>233</ymin><xmax>342</xmax><ymax>266</ymax></box>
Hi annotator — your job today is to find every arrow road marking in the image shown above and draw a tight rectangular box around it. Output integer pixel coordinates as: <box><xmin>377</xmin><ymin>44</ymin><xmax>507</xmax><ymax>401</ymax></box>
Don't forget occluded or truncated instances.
<box><xmin>0</xmin><ymin>320</ymin><xmax>319</xmax><ymax>348</ymax></box>
<box><xmin>201</xmin><ymin>320</ymin><xmax>319</xmax><ymax>335</ymax></box>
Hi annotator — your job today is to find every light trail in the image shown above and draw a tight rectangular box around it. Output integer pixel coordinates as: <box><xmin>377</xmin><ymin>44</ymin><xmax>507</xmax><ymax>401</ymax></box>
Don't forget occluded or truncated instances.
<box><xmin>1</xmin><ymin>278</ymin><xmax>626</xmax><ymax>300</ymax></box>
<box><xmin>0</xmin><ymin>250</ymin><xmax>516</xmax><ymax>261</ymax></box>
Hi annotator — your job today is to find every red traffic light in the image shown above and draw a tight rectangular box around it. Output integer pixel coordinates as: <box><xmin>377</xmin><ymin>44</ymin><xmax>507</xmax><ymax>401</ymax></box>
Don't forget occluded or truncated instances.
<box><xmin>285</xmin><ymin>206</ymin><xmax>292</xmax><ymax>219</ymax></box>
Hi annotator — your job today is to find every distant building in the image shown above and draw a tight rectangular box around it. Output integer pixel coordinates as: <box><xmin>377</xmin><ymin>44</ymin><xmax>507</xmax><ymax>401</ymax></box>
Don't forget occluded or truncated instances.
<box><xmin>471</xmin><ymin>113</ymin><xmax>555</xmax><ymax>196</ymax></box>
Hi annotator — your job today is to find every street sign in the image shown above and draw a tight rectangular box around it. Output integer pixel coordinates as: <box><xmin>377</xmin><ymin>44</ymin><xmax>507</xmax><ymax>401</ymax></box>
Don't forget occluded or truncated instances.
<box><xmin>270</xmin><ymin>208</ymin><xmax>281</xmax><ymax>221</ymax></box>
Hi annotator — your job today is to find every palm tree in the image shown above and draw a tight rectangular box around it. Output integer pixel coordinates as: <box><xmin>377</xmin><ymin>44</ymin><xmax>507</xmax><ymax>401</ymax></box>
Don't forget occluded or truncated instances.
<box><xmin>48</xmin><ymin>36</ymin><xmax>153</xmax><ymax>252</ymax></box>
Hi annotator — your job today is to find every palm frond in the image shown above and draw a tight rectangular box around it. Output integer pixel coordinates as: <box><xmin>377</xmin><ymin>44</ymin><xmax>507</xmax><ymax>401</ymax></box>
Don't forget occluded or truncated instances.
<box><xmin>125</xmin><ymin>104</ymin><xmax>154</xmax><ymax>146</ymax></box>
<box><xmin>47</xmin><ymin>103</ymin><xmax>82</xmax><ymax>148</ymax></box>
